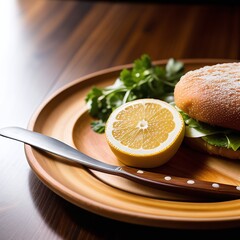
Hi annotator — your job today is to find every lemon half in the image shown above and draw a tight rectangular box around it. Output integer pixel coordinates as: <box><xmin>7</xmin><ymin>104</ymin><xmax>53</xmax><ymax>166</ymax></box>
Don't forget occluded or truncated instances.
<box><xmin>105</xmin><ymin>98</ymin><xmax>185</xmax><ymax>168</ymax></box>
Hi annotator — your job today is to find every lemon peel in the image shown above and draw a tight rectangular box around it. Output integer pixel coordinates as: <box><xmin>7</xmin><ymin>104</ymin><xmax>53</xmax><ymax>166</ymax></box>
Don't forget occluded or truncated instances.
<box><xmin>105</xmin><ymin>98</ymin><xmax>185</xmax><ymax>168</ymax></box>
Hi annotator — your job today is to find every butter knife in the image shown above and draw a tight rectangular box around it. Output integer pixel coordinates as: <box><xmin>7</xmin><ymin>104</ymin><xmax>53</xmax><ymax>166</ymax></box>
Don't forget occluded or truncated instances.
<box><xmin>1</xmin><ymin>126</ymin><xmax>240</xmax><ymax>199</ymax></box>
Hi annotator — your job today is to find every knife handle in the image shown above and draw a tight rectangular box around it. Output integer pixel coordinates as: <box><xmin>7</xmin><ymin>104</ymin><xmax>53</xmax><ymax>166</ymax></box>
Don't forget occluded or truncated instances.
<box><xmin>119</xmin><ymin>166</ymin><xmax>240</xmax><ymax>199</ymax></box>
<box><xmin>1</xmin><ymin>127</ymin><xmax>240</xmax><ymax>200</ymax></box>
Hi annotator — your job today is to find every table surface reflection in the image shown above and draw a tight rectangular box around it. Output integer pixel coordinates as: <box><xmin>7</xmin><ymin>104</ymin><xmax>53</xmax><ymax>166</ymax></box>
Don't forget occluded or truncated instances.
<box><xmin>1</xmin><ymin>1</ymin><xmax>240</xmax><ymax>239</ymax></box>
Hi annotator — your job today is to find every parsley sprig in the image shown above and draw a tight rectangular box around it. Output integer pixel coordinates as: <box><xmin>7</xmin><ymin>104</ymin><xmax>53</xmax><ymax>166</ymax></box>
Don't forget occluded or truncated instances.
<box><xmin>85</xmin><ymin>54</ymin><xmax>184</xmax><ymax>133</ymax></box>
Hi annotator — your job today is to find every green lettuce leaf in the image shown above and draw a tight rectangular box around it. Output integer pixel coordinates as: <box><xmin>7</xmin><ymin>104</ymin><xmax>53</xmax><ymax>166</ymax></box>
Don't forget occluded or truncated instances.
<box><xmin>176</xmin><ymin>106</ymin><xmax>240</xmax><ymax>151</ymax></box>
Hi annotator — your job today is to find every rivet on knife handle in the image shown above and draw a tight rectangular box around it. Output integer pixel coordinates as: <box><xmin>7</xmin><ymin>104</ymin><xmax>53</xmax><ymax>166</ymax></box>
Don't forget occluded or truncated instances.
<box><xmin>119</xmin><ymin>166</ymin><xmax>240</xmax><ymax>199</ymax></box>
<box><xmin>1</xmin><ymin>126</ymin><xmax>240</xmax><ymax>200</ymax></box>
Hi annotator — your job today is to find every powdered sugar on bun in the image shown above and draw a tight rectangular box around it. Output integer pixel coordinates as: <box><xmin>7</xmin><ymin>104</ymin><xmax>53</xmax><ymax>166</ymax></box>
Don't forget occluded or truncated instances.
<box><xmin>174</xmin><ymin>62</ymin><xmax>240</xmax><ymax>131</ymax></box>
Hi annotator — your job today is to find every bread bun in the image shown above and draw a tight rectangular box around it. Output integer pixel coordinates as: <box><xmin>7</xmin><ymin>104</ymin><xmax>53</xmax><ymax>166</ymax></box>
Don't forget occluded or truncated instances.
<box><xmin>174</xmin><ymin>62</ymin><xmax>240</xmax><ymax>131</ymax></box>
<box><xmin>184</xmin><ymin>138</ymin><xmax>240</xmax><ymax>160</ymax></box>
<box><xmin>174</xmin><ymin>62</ymin><xmax>240</xmax><ymax>159</ymax></box>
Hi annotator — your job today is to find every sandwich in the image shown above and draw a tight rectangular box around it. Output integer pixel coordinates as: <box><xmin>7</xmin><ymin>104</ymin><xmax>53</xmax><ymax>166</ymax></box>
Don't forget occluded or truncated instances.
<box><xmin>173</xmin><ymin>62</ymin><xmax>240</xmax><ymax>159</ymax></box>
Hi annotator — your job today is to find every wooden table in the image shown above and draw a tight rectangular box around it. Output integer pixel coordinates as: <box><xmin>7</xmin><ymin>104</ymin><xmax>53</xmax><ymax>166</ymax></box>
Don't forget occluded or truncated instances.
<box><xmin>1</xmin><ymin>1</ymin><xmax>240</xmax><ymax>238</ymax></box>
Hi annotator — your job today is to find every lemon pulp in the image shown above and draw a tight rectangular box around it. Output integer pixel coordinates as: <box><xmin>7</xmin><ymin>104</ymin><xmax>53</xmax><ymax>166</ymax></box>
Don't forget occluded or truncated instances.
<box><xmin>105</xmin><ymin>99</ymin><xmax>185</xmax><ymax>168</ymax></box>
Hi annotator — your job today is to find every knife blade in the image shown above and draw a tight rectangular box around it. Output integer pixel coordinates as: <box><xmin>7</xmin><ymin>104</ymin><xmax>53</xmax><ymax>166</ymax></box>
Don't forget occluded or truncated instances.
<box><xmin>1</xmin><ymin>126</ymin><xmax>240</xmax><ymax>200</ymax></box>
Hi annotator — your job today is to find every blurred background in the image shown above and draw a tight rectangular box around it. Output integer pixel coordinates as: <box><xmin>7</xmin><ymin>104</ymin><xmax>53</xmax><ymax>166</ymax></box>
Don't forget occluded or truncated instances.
<box><xmin>1</xmin><ymin>0</ymin><xmax>240</xmax><ymax>126</ymax></box>
<box><xmin>1</xmin><ymin>1</ymin><xmax>240</xmax><ymax>239</ymax></box>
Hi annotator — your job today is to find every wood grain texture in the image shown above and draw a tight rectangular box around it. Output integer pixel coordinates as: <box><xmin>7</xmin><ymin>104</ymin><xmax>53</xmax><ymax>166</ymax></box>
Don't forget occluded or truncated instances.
<box><xmin>21</xmin><ymin>60</ymin><xmax>240</xmax><ymax>230</ymax></box>
<box><xmin>1</xmin><ymin>0</ymin><xmax>240</xmax><ymax>239</ymax></box>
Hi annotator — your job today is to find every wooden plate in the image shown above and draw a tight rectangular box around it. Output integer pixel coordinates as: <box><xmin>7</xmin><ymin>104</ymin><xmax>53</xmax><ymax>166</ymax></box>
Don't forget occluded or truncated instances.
<box><xmin>25</xmin><ymin>59</ymin><xmax>240</xmax><ymax>229</ymax></box>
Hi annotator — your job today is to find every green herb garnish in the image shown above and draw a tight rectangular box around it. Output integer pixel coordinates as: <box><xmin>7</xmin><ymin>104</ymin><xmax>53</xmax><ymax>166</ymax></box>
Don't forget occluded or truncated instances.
<box><xmin>85</xmin><ymin>54</ymin><xmax>184</xmax><ymax>133</ymax></box>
